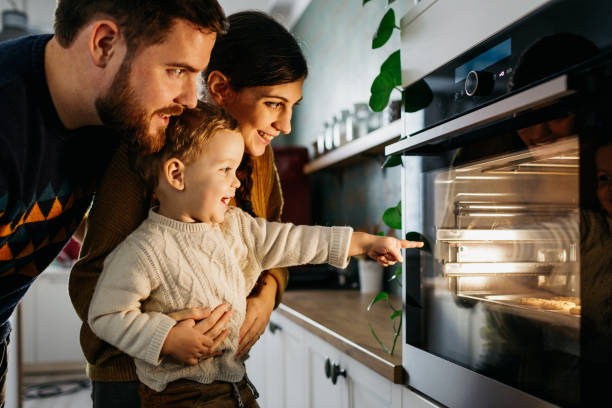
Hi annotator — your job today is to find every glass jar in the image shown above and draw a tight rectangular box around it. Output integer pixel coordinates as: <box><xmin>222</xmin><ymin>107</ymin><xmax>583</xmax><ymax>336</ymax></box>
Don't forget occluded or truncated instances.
<box><xmin>324</xmin><ymin>121</ymin><xmax>333</xmax><ymax>151</ymax></box>
<box><xmin>341</xmin><ymin>109</ymin><xmax>354</xmax><ymax>144</ymax></box>
<box><xmin>332</xmin><ymin>115</ymin><xmax>342</xmax><ymax>148</ymax></box>
<box><xmin>367</xmin><ymin>108</ymin><xmax>383</xmax><ymax>133</ymax></box>
<box><xmin>316</xmin><ymin>130</ymin><xmax>325</xmax><ymax>156</ymax></box>
<box><xmin>353</xmin><ymin>102</ymin><xmax>369</xmax><ymax>140</ymax></box>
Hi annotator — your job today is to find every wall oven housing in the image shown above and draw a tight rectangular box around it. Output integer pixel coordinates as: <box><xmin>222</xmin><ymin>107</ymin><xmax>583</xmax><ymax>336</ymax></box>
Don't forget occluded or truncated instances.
<box><xmin>385</xmin><ymin>1</ymin><xmax>612</xmax><ymax>407</ymax></box>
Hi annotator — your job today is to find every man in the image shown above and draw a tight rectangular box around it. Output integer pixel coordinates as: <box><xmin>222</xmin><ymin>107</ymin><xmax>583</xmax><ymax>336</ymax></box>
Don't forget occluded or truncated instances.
<box><xmin>0</xmin><ymin>1</ymin><xmax>226</xmax><ymax>406</ymax></box>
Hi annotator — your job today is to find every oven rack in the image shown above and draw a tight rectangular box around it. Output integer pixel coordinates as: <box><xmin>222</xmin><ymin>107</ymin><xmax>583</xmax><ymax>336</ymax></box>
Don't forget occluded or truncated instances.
<box><xmin>442</xmin><ymin>261</ymin><xmax>576</xmax><ymax>276</ymax></box>
<box><xmin>437</xmin><ymin>228</ymin><xmax>578</xmax><ymax>242</ymax></box>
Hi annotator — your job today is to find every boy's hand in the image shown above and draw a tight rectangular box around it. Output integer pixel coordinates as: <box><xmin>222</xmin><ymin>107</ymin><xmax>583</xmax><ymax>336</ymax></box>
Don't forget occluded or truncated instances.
<box><xmin>350</xmin><ymin>232</ymin><xmax>424</xmax><ymax>267</ymax></box>
<box><xmin>161</xmin><ymin>313</ymin><xmax>231</xmax><ymax>365</ymax></box>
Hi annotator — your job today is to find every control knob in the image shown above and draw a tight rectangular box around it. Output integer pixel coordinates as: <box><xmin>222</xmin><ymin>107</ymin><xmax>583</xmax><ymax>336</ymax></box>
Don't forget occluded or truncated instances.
<box><xmin>464</xmin><ymin>70</ymin><xmax>495</xmax><ymax>96</ymax></box>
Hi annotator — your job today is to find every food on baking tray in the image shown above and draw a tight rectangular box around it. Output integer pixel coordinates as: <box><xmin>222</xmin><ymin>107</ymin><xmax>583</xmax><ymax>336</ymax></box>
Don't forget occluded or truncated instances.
<box><xmin>570</xmin><ymin>306</ymin><xmax>581</xmax><ymax>315</ymax></box>
<box><xmin>519</xmin><ymin>296</ymin><xmax>580</xmax><ymax>313</ymax></box>
<box><xmin>520</xmin><ymin>297</ymin><xmax>547</xmax><ymax>307</ymax></box>
<box><xmin>552</xmin><ymin>296</ymin><xmax>581</xmax><ymax>305</ymax></box>
<box><xmin>540</xmin><ymin>299</ymin><xmax>575</xmax><ymax>311</ymax></box>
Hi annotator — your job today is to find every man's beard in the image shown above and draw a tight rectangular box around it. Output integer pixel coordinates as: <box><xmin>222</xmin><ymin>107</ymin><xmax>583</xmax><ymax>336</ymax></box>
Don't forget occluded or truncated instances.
<box><xmin>95</xmin><ymin>57</ymin><xmax>183</xmax><ymax>154</ymax></box>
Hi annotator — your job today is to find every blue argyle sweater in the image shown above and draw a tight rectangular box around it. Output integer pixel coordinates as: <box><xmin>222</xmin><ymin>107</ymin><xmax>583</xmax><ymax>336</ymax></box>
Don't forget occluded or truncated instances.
<box><xmin>0</xmin><ymin>35</ymin><xmax>118</xmax><ymax>341</ymax></box>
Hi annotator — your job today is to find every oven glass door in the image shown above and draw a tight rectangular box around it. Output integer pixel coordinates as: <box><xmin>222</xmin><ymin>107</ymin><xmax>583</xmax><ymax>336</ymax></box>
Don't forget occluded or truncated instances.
<box><xmin>404</xmin><ymin>82</ymin><xmax>611</xmax><ymax>407</ymax></box>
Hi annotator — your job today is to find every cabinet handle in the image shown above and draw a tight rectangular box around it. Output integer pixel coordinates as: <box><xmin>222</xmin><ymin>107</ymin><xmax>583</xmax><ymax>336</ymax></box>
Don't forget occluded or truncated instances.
<box><xmin>269</xmin><ymin>321</ymin><xmax>282</xmax><ymax>335</ymax></box>
<box><xmin>324</xmin><ymin>357</ymin><xmax>332</xmax><ymax>379</ymax></box>
<box><xmin>331</xmin><ymin>362</ymin><xmax>346</xmax><ymax>385</ymax></box>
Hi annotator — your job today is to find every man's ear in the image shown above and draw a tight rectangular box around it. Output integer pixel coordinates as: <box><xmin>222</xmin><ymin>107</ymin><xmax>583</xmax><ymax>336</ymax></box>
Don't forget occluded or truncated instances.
<box><xmin>206</xmin><ymin>70</ymin><xmax>235</xmax><ymax>106</ymax></box>
<box><xmin>89</xmin><ymin>20</ymin><xmax>123</xmax><ymax>68</ymax></box>
<box><xmin>163</xmin><ymin>158</ymin><xmax>186</xmax><ymax>191</ymax></box>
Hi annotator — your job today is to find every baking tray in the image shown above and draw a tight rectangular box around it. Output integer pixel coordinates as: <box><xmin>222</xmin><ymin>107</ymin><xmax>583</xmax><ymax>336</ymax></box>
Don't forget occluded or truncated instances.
<box><xmin>458</xmin><ymin>293</ymin><xmax>580</xmax><ymax>329</ymax></box>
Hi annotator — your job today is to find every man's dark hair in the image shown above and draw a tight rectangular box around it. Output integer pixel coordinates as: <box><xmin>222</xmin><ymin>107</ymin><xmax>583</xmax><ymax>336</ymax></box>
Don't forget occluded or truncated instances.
<box><xmin>54</xmin><ymin>0</ymin><xmax>227</xmax><ymax>53</ymax></box>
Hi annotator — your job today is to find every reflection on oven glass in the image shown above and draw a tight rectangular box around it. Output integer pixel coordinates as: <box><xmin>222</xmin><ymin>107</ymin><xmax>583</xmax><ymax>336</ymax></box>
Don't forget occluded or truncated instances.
<box><xmin>425</xmin><ymin>136</ymin><xmax>582</xmax><ymax>405</ymax></box>
<box><xmin>421</xmin><ymin>124</ymin><xmax>612</xmax><ymax>406</ymax></box>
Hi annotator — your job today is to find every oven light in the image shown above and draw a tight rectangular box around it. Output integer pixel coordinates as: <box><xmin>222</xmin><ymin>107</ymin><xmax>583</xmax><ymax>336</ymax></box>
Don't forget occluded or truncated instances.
<box><xmin>469</xmin><ymin>213</ymin><xmax>516</xmax><ymax>217</ymax></box>
<box><xmin>519</xmin><ymin>163</ymin><xmax>579</xmax><ymax>167</ymax></box>
<box><xmin>551</xmin><ymin>155</ymin><xmax>579</xmax><ymax>160</ymax></box>
<box><xmin>455</xmin><ymin>176</ymin><xmax>507</xmax><ymax>180</ymax></box>
<box><xmin>466</xmin><ymin>205</ymin><xmax>525</xmax><ymax>209</ymax></box>
<box><xmin>457</xmin><ymin>193</ymin><xmax>510</xmax><ymax>197</ymax></box>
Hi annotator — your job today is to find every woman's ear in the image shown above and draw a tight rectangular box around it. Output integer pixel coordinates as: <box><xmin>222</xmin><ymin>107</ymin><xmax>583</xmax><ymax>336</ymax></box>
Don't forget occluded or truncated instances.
<box><xmin>207</xmin><ymin>70</ymin><xmax>235</xmax><ymax>106</ymax></box>
<box><xmin>162</xmin><ymin>158</ymin><xmax>186</xmax><ymax>191</ymax></box>
<box><xmin>89</xmin><ymin>20</ymin><xmax>123</xmax><ymax>68</ymax></box>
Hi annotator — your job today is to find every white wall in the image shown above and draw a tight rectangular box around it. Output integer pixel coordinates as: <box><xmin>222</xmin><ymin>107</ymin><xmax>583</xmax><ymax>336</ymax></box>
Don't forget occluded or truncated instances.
<box><xmin>0</xmin><ymin>0</ymin><xmax>55</xmax><ymax>34</ymax></box>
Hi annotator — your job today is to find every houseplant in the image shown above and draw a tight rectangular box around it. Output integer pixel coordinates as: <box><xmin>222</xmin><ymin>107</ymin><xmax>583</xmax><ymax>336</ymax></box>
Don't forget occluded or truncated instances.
<box><xmin>362</xmin><ymin>0</ymin><xmax>434</xmax><ymax>356</ymax></box>
<box><xmin>366</xmin><ymin>199</ymin><xmax>430</xmax><ymax>355</ymax></box>
<box><xmin>363</xmin><ymin>0</ymin><xmax>433</xmax><ymax>115</ymax></box>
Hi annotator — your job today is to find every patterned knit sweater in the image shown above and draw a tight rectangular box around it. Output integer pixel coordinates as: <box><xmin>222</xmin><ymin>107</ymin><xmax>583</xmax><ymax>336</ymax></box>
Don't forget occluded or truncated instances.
<box><xmin>88</xmin><ymin>207</ymin><xmax>352</xmax><ymax>392</ymax></box>
<box><xmin>69</xmin><ymin>143</ymin><xmax>288</xmax><ymax>382</ymax></box>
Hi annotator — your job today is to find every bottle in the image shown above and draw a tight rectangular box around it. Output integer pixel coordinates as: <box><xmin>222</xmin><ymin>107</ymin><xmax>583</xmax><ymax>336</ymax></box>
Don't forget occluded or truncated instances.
<box><xmin>332</xmin><ymin>115</ymin><xmax>341</xmax><ymax>148</ymax></box>
<box><xmin>341</xmin><ymin>109</ymin><xmax>353</xmax><ymax>144</ymax></box>
<box><xmin>353</xmin><ymin>102</ymin><xmax>369</xmax><ymax>139</ymax></box>
<box><xmin>324</xmin><ymin>121</ymin><xmax>333</xmax><ymax>151</ymax></box>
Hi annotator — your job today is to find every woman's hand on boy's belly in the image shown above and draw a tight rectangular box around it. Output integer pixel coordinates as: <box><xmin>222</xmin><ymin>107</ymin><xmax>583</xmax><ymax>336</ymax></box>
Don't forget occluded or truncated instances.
<box><xmin>161</xmin><ymin>303</ymin><xmax>234</xmax><ymax>365</ymax></box>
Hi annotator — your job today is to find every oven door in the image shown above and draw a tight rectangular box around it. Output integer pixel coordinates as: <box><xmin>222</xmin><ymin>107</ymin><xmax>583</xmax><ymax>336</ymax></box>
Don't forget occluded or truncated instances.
<box><xmin>387</xmin><ymin>55</ymin><xmax>612</xmax><ymax>408</ymax></box>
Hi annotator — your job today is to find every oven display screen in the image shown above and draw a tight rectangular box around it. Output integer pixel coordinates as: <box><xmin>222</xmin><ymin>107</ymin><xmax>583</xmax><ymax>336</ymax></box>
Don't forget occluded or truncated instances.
<box><xmin>454</xmin><ymin>38</ymin><xmax>512</xmax><ymax>83</ymax></box>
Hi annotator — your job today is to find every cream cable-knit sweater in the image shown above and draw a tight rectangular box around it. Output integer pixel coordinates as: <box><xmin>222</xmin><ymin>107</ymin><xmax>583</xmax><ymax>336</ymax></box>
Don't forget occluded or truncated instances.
<box><xmin>88</xmin><ymin>207</ymin><xmax>352</xmax><ymax>392</ymax></box>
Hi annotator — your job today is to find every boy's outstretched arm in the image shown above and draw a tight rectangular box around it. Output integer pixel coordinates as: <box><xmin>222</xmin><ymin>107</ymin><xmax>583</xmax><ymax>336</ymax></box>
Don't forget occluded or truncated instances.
<box><xmin>349</xmin><ymin>232</ymin><xmax>424</xmax><ymax>267</ymax></box>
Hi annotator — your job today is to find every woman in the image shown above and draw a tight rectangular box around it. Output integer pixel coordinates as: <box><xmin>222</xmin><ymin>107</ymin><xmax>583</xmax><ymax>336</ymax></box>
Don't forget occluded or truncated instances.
<box><xmin>69</xmin><ymin>11</ymin><xmax>307</xmax><ymax>407</ymax></box>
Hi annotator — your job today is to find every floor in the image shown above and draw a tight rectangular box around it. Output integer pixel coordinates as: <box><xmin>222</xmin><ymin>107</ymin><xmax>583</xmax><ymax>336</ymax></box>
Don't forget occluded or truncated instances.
<box><xmin>22</xmin><ymin>372</ymin><xmax>91</xmax><ymax>408</ymax></box>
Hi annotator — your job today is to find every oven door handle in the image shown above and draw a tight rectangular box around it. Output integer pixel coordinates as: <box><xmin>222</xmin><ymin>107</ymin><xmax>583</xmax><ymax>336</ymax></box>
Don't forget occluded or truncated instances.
<box><xmin>386</xmin><ymin>74</ymin><xmax>575</xmax><ymax>156</ymax></box>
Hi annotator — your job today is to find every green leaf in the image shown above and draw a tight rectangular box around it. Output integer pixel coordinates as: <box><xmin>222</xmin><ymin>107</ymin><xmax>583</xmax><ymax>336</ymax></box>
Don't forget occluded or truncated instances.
<box><xmin>388</xmin><ymin>0</ymin><xmax>396</xmax><ymax>4</ymax></box>
<box><xmin>405</xmin><ymin>231</ymin><xmax>432</xmax><ymax>253</ymax></box>
<box><xmin>390</xmin><ymin>310</ymin><xmax>401</xmax><ymax>320</ymax></box>
<box><xmin>380</xmin><ymin>50</ymin><xmax>401</xmax><ymax>87</ymax></box>
<box><xmin>381</xmin><ymin>154</ymin><xmax>402</xmax><ymax>168</ymax></box>
<box><xmin>368</xmin><ymin>322</ymin><xmax>392</xmax><ymax>354</ymax></box>
<box><xmin>382</xmin><ymin>205</ymin><xmax>401</xmax><ymax>230</ymax></box>
<box><xmin>362</xmin><ymin>0</ymin><xmax>373</xmax><ymax>5</ymax></box>
<box><xmin>390</xmin><ymin>314</ymin><xmax>402</xmax><ymax>355</ymax></box>
<box><xmin>402</xmin><ymin>79</ymin><xmax>433</xmax><ymax>113</ymax></box>
<box><xmin>369</xmin><ymin>71</ymin><xmax>395</xmax><ymax>112</ymax></box>
<box><xmin>367</xmin><ymin>291</ymin><xmax>389</xmax><ymax>311</ymax></box>
<box><xmin>388</xmin><ymin>265</ymin><xmax>402</xmax><ymax>281</ymax></box>
<box><xmin>376</xmin><ymin>231</ymin><xmax>385</xmax><ymax>236</ymax></box>
<box><xmin>372</xmin><ymin>9</ymin><xmax>396</xmax><ymax>49</ymax></box>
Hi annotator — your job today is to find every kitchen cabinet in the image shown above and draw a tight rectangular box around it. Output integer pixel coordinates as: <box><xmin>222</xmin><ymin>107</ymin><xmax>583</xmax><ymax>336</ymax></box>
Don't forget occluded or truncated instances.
<box><xmin>246</xmin><ymin>310</ymin><xmax>437</xmax><ymax>408</ymax></box>
<box><xmin>19</xmin><ymin>263</ymin><xmax>86</xmax><ymax>369</ymax></box>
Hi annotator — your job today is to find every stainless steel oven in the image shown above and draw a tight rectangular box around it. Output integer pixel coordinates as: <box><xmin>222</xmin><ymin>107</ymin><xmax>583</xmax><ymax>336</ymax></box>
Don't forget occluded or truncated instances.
<box><xmin>385</xmin><ymin>1</ymin><xmax>612</xmax><ymax>406</ymax></box>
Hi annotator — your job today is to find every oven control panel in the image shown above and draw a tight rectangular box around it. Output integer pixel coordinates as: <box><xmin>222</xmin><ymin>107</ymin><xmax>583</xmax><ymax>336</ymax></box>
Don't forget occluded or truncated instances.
<box><xmin>403</xmin><ymin>0</ymin><xmax>612</xmax><ymax>138</ymax></box>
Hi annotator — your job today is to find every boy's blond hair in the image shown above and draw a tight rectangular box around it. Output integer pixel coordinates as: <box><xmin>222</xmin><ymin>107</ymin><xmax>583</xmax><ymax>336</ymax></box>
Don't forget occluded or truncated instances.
<box><xmin>135</xmin><ymin>101</ymin><xmax>239</xmax><ymax>191</ymax></box>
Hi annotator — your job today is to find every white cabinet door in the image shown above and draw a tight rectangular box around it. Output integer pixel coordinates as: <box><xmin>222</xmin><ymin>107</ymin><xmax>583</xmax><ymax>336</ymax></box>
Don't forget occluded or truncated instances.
<box><xmin>262</xmin><ymin>320</ymin><xmax>284</xmax><ymax>408</ymax></box>
<box><xmin>20</xmin><ymin>264</ymin><xmax>85</xmax><ymax>365</ymax></box>
<box><xmin>244</xmin><ymin>330</ymin><xmax>268</xmax><ymax>407</ymax></box>
<box><xmin>249</xmin><ymin>310</ymin><xmax>438</xmax><ymax>408</ymax></box>
<box><xmin>305</xmin><ymin>331</ymin><xmax>348</xmax><ymax>408</ymax></box>
<box><xmin>283</xmin><ymin>324</ymin><xmax>307</xmax><ymax>408</ymax></box>
<box><xmin>345</xmin><ymin>355</ymin><xmax>396</xmax><ymax>408</ymax></box>
<box><xmin>245</xmin><ymin>313</ymin><xmax>308</xmax><ymax>408</ymax></box>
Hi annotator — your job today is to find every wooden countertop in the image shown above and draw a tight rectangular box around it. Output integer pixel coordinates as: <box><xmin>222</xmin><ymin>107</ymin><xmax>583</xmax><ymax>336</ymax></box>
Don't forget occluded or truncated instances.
<box><xmin>277</xmin><ymin>290</ymin><xmax>404</xmax><ymax>384</ymax></box>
